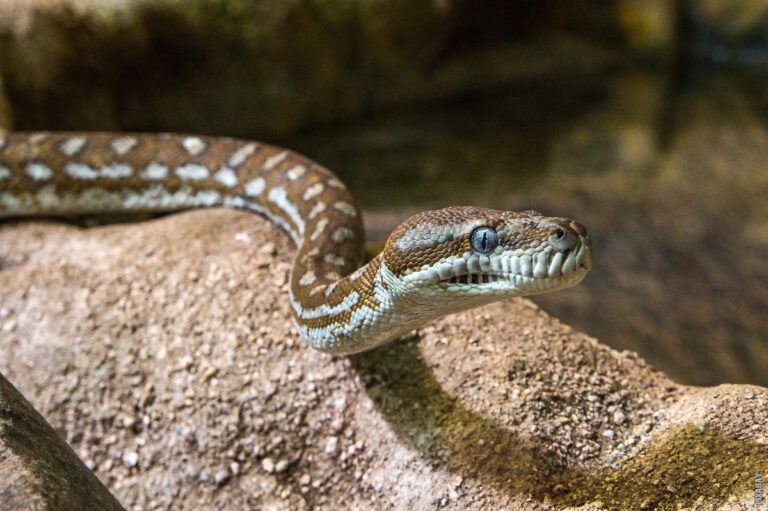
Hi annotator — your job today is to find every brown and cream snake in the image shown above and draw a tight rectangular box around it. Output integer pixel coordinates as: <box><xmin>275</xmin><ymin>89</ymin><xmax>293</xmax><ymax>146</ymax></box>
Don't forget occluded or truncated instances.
<box><xmin>0</xmin><ymin>132</ymin><xmax>592</xmax><ymax>354</ymax></box>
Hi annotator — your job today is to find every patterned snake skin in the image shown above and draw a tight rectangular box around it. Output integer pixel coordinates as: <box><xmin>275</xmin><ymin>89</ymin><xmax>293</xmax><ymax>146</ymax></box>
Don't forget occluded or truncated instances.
<box><xmin>0</xmin><ymin>132</ymin><xmax>593</xmax><ymax>354</ymax></box>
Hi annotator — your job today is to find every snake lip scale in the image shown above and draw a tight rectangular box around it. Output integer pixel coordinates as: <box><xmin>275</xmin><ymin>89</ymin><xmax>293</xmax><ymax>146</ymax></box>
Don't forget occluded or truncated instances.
<box><xmin>439</xmin><ymin>239</ymin><xmax>591</xmax><ymax>287</ymax></box>
<box><xmin>0</xmin><ymin>131</ymin><xmax>593</xmax><ymax>354</ymax></box>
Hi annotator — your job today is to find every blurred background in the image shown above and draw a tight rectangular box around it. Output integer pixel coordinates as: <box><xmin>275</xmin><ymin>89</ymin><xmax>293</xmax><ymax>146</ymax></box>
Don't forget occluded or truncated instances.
<box><xmin>0</xmin><ymin>0</ymin><xmax>766</xmax><ymax>386</ymax></box>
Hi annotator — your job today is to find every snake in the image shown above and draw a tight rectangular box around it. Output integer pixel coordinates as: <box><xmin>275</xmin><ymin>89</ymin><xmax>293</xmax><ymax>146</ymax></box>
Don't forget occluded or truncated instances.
<box><xmin>0</xmin><ymin>132</ymin><xmax>593</xmax><ymax>354</ymax></box>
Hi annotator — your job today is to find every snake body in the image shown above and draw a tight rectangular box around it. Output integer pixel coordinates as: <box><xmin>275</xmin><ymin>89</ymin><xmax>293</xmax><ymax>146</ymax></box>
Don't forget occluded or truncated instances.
<box><xmin>0</xmin><ymin>132</ymin><xmax>592</xmax><ymax>354</ymax></box>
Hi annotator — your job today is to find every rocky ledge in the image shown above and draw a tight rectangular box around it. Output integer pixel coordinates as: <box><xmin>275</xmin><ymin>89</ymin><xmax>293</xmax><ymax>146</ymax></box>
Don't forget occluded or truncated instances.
<box><xmin>0</xmin><ymin>210</ymin><xmax>766</xmax><ymax>510</ymax></box>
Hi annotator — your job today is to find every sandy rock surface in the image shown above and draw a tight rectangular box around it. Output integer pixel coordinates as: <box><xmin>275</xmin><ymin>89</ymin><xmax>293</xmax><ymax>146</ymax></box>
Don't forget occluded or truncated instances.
<box><xmin>0</xmin><ymin>210</ymin><xmax>766</xmax><ymax>510</ymax></box>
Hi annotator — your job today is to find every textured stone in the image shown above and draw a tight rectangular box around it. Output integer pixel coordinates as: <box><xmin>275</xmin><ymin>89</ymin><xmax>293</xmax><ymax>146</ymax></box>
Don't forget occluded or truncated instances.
<box><xmin>0</xmin><ymin>209</ymin><xmax>765</xmax><ymax>509</ymax></box>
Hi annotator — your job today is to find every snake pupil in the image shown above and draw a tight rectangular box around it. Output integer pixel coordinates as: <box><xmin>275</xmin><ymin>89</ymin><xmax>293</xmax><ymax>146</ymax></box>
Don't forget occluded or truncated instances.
<box><xmin>470</xmin><ymin>226</ymin><xmax>499</xmax><ymax>255</ymax></box>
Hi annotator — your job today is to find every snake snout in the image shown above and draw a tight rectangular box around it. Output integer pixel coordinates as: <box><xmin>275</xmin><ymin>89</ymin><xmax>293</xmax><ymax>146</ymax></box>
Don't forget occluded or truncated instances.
<box><xmin>548</xmin><ymin>220</ymin><xmax>589</xmax><ymax>252</ymax></box>
<box><xmin>570</xmin><ymin>221</ymin><xmax>593</xmax><ymax>270</ymax></box>
<box><xmin>545</xmin><ymin>219</ymin><xmax>593</xmax><ymax>275</ymax></box>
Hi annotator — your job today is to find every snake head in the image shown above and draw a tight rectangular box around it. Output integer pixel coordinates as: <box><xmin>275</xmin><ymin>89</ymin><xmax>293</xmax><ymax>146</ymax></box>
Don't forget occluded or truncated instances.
<box><xmin>382</xmin><ymin>206</ymin><xmax>592</xmax><ymax>304</ymax></box>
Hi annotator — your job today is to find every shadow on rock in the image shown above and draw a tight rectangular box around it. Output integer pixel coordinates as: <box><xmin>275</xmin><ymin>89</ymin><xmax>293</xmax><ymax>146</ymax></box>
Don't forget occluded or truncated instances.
<box><xmin>351</xmin><ymin>337</ymin><xmax>768</xmax><ymax>510</ymax></box>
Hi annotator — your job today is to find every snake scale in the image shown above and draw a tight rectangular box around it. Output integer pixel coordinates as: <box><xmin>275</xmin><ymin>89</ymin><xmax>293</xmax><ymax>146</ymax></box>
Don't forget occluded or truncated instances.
<box><xmin>0</xmin><ymin>132</ymin><xmax>592</xmax><ymax>354</ymax></box>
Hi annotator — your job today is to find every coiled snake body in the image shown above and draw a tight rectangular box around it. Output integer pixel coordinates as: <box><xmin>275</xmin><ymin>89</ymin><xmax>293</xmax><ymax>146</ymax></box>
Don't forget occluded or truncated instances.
<box><xmin>0</xmin><ymin>132</ymin><xmax>592</xmax><ymax>354</ymax></box>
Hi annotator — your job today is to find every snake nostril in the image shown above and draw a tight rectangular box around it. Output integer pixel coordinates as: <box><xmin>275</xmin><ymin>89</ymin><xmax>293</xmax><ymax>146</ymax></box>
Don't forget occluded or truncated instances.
<box><xmin>570</xmin><ymin>221</ymin><xmax>587</xmax><ymax>236</ymax></box>
<box><xmin>549</xmin><ymin>227</ymin><xmax>577</xmax><ymax>252</ymax></box>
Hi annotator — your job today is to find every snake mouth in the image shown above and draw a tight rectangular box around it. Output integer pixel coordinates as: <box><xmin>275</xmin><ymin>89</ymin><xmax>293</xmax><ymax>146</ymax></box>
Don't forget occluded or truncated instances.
<box><xmin>445</xmin><ymin>273</ymin><xmax>512</xmax><ymax>285</ymax></box>
<box><xmin>439</xmin><ymin>238</ymin><xmax>592</xmax><ymax>287</ymax></box>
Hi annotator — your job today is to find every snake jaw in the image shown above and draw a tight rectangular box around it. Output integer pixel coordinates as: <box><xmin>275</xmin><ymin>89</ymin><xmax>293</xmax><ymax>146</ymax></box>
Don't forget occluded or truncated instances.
<box><xmin>401</xmin><ymin>234</ymin><xmax>592</xmax><ymax>297</ymax></box>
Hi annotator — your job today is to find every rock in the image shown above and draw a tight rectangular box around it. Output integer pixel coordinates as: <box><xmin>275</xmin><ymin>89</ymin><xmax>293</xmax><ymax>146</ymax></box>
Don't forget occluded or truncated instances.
<box><xmin>260</xmin><ymin>458</ymin><xmax>275</xmax><ymax>474</ymax></box>
<box><xmin>324</xmin><ymin>436</ymin><xmax>339</xmax><ymax>456</ymax></box>
<box><xmin>213</xmin><ymin>470</ymin><xmax>230</xmax><ymax>486</ymax></box>
<box><xmin>121</xmin><ymin>451</ymin><xmax>139</xmax><ymax>469</ymax></box>
<box><xmin>0</xmin><ymin>209</ymin><xmax>766</xmax><ymax>509</ymax></box>
<box><xmin>273</xmin><ymin>459</ymin><xmax>289</xmax><ymax>474</ymax></box>
<box><xmin>0</xmin><ymin>371</ymin><xmax>124</xmax><ymax>510</ymax></box>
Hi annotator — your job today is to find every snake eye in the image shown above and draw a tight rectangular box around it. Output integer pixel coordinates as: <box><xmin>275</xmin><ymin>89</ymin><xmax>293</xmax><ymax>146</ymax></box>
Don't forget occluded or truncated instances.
<box><xmin>470</xmin><ymin>226</ymin><xmax>499</xmax><ymax>255</ymax></box>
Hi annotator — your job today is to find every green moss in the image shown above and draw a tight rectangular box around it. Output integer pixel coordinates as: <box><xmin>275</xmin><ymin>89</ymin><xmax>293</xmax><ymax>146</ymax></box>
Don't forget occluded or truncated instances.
<box><xmin>353</xmin><ymin>341</ymin><xmax>766</xmax><ymax>509</ymax></box>
<box><xmin>555</xmin><ymin>425</ymin><xmax>767</xmax><ymax>509</ymax></box>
